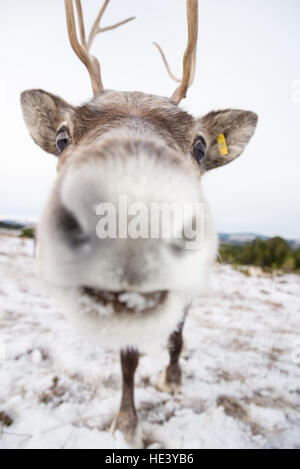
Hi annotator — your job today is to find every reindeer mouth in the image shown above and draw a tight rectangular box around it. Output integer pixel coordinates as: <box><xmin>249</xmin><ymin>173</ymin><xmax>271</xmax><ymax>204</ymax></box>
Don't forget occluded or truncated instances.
<box><xmin>81</xmin><ymin>287</ymin><xmax>168</xmax><ymax>314</ymax></box>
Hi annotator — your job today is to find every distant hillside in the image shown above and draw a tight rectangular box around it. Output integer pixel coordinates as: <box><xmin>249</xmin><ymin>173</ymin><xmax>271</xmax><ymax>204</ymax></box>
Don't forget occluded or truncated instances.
<box><xmin>219</xmin><ymin>233</ymin><xmax>300</xmax><ymax>249</ymax></box>
<box><xmin>0</xmin><ymin>220</ymin><xmax>27</xmax><ymax>230</ymax></box>
<box><xmin>0</xmin><ymin>220</ymin><xmax>35</xmax><ymax>238</ymax></box>
<box><xmin>1</xmin><ymin>220</ymin><xmax>299</xmax><ymax>249</ymax></box>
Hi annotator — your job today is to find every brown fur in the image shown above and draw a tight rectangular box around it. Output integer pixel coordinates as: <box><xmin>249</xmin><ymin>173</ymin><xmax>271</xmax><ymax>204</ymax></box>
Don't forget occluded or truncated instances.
<box><xmin>72</xmin><ymin>91</ymin><xmax>194</xmax><ymax>153</ymax></box>
<box><xmin>165</xmin><ymin>320</ymin><xmax>185</xmax><ymax>387</ymax></box>
<box><xmin>112</xmin><ymin>348</ymin><xmax>139</xmax><ymax>441</ymax></box>
<box><xmin>198</xmin><ymin>109</ymin><xmax>258</xmax><ymax>171</ymax></box>
<box><xmin>20</xmin><ymin>90</ymin><xmax>73</xmax><ymax>155</ymax></box>
<box><xmin>21</xmin><ymin>89</ymin><xmax>257</xmax><ymax>176</ymax></box>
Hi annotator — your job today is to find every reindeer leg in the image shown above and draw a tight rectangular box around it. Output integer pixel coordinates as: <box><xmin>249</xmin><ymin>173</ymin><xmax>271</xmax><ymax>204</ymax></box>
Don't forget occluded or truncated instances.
<box><xmin>157</xmin><ymin>310</ymin><xmax>188</xmax><ymax>394</ymax></box>
<box><xmin>111</xmin><ymin>347</ymin><xmax>142</xmax><ymax>446</ymax></box>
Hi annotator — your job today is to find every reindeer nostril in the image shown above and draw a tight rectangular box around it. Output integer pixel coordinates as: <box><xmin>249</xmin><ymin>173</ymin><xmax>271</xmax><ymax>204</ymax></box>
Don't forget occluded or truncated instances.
<box><xmin>56</xmin><ymin>205</ymin><xmax>89</xmax><ymax>247</ymax></box>
<box><xmin>170</xmin><ymin>239</ymin><xmax>186</xmax><ymax>255</ymax></box>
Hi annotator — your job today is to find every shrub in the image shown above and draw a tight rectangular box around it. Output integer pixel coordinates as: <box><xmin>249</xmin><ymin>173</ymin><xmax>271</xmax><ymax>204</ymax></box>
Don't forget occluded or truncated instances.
<box><xmin>219</xmin><ymin>237</ymin><xmax>299</xmax><ymax>274</ymax></box>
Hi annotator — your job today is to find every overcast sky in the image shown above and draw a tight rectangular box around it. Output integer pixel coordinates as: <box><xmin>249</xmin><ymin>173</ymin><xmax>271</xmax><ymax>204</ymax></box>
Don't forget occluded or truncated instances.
<box><xmin>0</xmin><ymin>0</ymin><xmax>299</xmax><ymax>237</ymax></box>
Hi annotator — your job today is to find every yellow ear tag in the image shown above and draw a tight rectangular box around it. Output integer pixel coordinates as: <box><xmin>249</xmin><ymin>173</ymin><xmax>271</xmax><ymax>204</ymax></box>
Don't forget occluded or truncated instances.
<box><xmin>217</xmin><ymin>133</ymin><xmax>228</xmax><ymax>156</ymax></box>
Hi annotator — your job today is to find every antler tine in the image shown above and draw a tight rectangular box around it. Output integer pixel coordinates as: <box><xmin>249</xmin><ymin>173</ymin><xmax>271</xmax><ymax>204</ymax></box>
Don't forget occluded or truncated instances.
<box><xmin>153</xmin><ymin>42</ymin><xmax>181</xmax><ymax>83</ymax></box>
<box><xmin>171</xmin><ymin>0</ymin><xmax>198</xmax><ymax>103</ymax></box>
<box><xmin>87</xmin><ymin>0</ymin><xmax>110</xmax><ymax>51</ymax></box>
<box><xmin>153</xmin><ymin>42</ymin><xmax>196</xmax><ymax>86</ymax></box>
<box><xmin>188</xmin><ymin>48</ymin><xmax>197</xmax><ymax>86</ymax></box>
<box><xmin>65</xmin><ymin>0</ymin><xmax>135</xmax><ymax>96</ymax></box>
<box><xmin>97</xmin><ymin>16</ymin><xmax>135</xmax><ymax>34</ymax></box>
<box><xmin>65</xmin><ymin>0</ymin><xmax>103</xmax><ymax>95</ymax></box>
<box><xmin>75</xmin><ymin>0</ymin><xmax>86</xmax><ymax>49</ymax></box>
<box><xmin>87</xmin><ymin>0</ymin><xmax>135</xmax><ymax>52</ymax></box>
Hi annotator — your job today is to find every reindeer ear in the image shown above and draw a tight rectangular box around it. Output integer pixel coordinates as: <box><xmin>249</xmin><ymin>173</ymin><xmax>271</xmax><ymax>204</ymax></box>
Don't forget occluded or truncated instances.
<box><xmin>20</xmin><ymin>89</ymin><xmax>73</xmax><ymax>155</ymax></box>
<box><xmin>195</xmin><ymin>109</ymin><xmax>258</xmax><ymax>171</ymax></box>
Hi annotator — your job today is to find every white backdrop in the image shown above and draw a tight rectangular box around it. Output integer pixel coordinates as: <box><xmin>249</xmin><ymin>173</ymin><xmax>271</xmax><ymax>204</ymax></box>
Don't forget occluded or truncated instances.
<box><xmin>0</xmin><ymin>0</ymin><xmax>299</xmax><ymax>237</ymax></box>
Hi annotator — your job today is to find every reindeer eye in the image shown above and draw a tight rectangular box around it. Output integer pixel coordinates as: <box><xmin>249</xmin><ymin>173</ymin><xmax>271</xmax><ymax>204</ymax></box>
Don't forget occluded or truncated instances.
<box><xmin>56</xmin><ymin>127</ymin><xmax>70</xmax><ymax>154</ymax></box>
<box><xmin>193</xmin><ymin>136</ymin><xmax>206</xmax><ymax>163</ymax></box>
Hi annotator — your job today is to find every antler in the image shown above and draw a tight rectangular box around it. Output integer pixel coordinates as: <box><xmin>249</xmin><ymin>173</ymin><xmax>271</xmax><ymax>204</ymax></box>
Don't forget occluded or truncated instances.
<box><xmin>64</xmin><ymin>0</ymin><xmax>135</xmax><ymax>96</ymax></box>
<box><xmin>154</xmin><ymin>0</ymin><xmax>198</xmax><ymax>104</ymax></box>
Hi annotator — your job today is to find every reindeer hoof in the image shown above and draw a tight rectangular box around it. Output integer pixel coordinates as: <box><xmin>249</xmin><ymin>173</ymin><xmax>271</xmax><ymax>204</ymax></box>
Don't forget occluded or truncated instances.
<box><xmin>157</xmin><ymin>366</ymin><xmax>182</xmax><ymax>394</ymax></box>
<box><xmin>110</xmin><ymin>412</ymin><xmax>143</xmax><ymax>448</ymax></box>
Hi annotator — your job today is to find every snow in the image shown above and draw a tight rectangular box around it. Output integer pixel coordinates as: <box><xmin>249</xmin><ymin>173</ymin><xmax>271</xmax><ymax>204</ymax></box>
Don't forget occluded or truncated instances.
<box><xmin>0</xmin><ymin>233</ymin><xmax>299</xmax><ymax>449</ymax></box>
<box><xmin>79</xmin><ymin>291</ymin><xmax>115</xmax><ymax>319</ymax></box>
<box><xmin>78</xmin><ymin>290</ymin><xmax>164</xmax><ymax>317</ymax></box>
<box><xmin>117</xmin><ymin>291</ymin><xmax>162</xmax><ymax>312</ymax></box>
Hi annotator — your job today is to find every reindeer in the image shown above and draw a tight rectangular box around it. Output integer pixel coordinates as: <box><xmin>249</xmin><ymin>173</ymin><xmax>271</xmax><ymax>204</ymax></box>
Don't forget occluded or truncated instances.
<box><xmin>20</xmin><ymin>0</ymin><xmax>257</xmax><ymax>447</ymax></box>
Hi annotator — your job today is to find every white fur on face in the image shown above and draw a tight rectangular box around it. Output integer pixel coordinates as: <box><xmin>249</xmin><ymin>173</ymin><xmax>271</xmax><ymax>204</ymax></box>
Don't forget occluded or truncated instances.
<box><xmin>50</xmin><ymin>287</ymin><xmax>189</xmax><ymax>349</ymax></box>
<box><xmin>37</xmin><ymin>132</ymin><xmax>218</xmax><ymax>348</ymax></box>
<box><xmin>21</xmin><ymin>91</ymin><xmax>257</xmax><ymax>350</ymax></box>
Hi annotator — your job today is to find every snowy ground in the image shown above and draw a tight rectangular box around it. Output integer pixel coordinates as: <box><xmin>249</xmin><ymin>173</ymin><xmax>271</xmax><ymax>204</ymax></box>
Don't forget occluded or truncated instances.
<box><xmin>0</xmin><ymin>233</ymin><xmax>299</xmax><ymax>449</ymax></box>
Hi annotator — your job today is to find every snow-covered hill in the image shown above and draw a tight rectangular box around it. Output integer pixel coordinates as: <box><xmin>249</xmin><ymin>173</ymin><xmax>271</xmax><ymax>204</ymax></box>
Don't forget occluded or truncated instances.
<box><xmin>0</xmin><ymin>234</ymin><xmax>299</xmax><ymax>449</ymax></box>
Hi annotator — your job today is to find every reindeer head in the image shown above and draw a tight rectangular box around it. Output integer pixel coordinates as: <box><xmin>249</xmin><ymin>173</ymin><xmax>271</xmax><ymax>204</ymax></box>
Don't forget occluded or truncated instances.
<box><xmin>20</xmin><ymin>1</ymin><xmax>257</xmax><ymax>347</ymax></box>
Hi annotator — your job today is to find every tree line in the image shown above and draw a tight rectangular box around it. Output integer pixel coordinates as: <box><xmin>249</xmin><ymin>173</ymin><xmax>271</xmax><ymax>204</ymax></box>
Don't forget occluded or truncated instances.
<box><xmin>219</xmin><ymin>237</ymin><xmax>300</xmax><ymax>273</ymax></box>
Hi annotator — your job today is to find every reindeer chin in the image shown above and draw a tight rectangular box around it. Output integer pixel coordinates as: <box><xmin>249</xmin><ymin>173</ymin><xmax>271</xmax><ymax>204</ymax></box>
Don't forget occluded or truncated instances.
<box><xmin>52</xmin><ymin>286</ymin><xmax>188</xmax><ymax>350</ymax></box>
